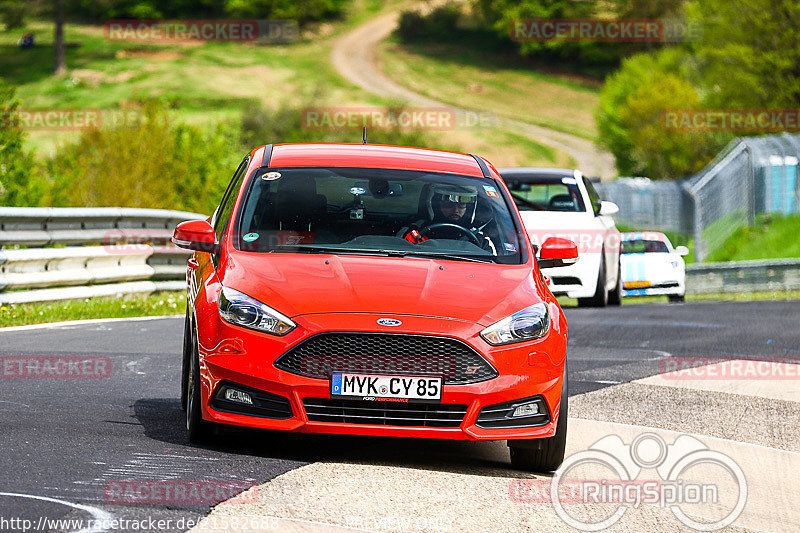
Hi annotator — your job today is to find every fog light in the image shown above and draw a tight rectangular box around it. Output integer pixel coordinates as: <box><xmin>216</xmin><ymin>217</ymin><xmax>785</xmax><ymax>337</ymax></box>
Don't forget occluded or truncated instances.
<box><xmin>512</xmin><ymin>402</ymin><xmax>540</xmax><ymax>418</ymax></box>
<box><xmin>224</xmin><ymin>388</ymin><xmax>253</xmax><ymax>405</ymax></box>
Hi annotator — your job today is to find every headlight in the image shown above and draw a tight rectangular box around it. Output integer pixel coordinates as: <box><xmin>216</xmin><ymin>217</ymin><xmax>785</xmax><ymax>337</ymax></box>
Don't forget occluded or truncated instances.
<box><xmin>218</xmin><ymin>287</ymin><xmax>296</xmax><ymax>336</ymax></box>
<box><xmin>480</xmin><ymin>303</ymin><xmax>549</xmax><ymax>345</ymax></box>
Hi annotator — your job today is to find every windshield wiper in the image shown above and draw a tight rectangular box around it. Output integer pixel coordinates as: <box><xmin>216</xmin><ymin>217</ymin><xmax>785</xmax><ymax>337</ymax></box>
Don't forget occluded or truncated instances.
<box><xmin>266</xmin><ymin>245</ymin><xmax>387</xmax><ymax>255</ymax></box>
<box><xmin>266</xmin><ymin>245</ymin><xmax>492</xmax><ymax>263</ymax></box>
<box><xmin>387</xmin><ymin>251</ymin><xmax>493</xmax><ymax>263</ymax></box>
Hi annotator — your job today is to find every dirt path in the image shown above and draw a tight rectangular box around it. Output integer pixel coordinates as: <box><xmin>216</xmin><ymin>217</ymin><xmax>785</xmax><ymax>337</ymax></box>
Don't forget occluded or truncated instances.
<box><xmin>331</xmin><ymin>8</ymin><xmax>617</xmax><ymax>179</ymax></box>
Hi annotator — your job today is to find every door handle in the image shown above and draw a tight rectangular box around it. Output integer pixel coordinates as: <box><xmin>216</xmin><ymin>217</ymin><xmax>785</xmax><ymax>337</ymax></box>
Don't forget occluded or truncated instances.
<box><xmin>187</xmin><ymin>257</ymin><xmax>199</xmax><ymax>270</ymax></box>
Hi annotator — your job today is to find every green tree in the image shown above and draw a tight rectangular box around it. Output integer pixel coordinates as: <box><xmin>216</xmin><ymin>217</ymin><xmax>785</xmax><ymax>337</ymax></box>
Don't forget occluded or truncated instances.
<box><xmin>686</xmin><ymin>0</ymin><xmax>800</xmax><ymax>108</ymax></box>
<box><xmin>474</xmin><ymin>0</ymin><xmax>595</xmax><ymax>57</ymax></box>
<box><xmin>54</xmin><ymin>0</ymin><xmax>66</xmax><ymax>74</ymax></box>
<box><xmin>618</xmin><ymin>72</ymin><xmax>717</xmax><ymax>178</ymax></box>
<box><xmin>596</xmin><ymin>49</ymin><xmax>683</xmax><ymax>176</ymax></box>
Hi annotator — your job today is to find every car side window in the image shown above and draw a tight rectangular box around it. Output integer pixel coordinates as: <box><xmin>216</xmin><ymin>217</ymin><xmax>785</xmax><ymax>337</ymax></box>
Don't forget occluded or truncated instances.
<box><xmin>214</xmin><ymin>157</ymin><xmax>249</xmax><ymax>242</ymax></box>
<box><xmin>583</xmin><ymin>177</ymin><xmax>601</xmax><ymax>215</ymax></box>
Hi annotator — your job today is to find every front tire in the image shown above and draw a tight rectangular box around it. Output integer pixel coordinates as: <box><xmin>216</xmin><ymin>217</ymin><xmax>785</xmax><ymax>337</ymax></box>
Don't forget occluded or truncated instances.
<box><xmin>607</xmin><ymin>258</ymin><xmax>622</xmax><ymax>306</ymax></box>
<box><xmin>181</xmin><ymin>307</ymin><xmax>191</xmax><ymax>411</ymax></box>
<box><xmin>669</xmin><ymin>294</ymin><xmax>685</xmax><ymax>303</ymax></box>
<box><xmin>509</xmin><ymin>366</ymin><xmax>569</xmax><ymax>472</ymax></box>
<box><xmin>186</xmin><ymin>323</ymin><xmax>215</xmax><ymax>444</ymax></box>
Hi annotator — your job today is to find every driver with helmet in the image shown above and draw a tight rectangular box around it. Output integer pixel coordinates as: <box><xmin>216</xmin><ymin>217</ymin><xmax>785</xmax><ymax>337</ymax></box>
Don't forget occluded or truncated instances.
<box><xmin>401</xmin><ymin>184</ymin><xmax>498</xmax><ymax>254</ymax></box>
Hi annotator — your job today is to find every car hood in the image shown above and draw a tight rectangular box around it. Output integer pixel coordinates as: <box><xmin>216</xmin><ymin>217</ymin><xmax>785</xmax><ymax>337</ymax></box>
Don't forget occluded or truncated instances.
<box><xmin>221</xmin><ymin>252</ymin><xmax>541</xmax><ymax>326</ymax></box>
<box><xmin>621</xmin><ymin>253</ymin><xmax>682</xmax><ymax>281</ymax></box>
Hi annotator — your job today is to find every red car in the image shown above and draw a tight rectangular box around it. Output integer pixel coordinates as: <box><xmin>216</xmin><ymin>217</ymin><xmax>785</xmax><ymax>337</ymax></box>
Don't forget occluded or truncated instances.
<box><xmin>172</xmin><ymin>143</ymin><xmax>578</xmax><ymax>471</ymax></box>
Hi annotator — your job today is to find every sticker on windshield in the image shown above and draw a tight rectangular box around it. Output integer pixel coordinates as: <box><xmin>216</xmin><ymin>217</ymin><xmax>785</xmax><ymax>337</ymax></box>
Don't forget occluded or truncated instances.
<box><xmin>561</xmin><ymin>177</ymin><xmax>577</xmax><ymax>185</ymax></box>
<box><xmin>483</xmin><ymin>185</ymin><xmax>499</xmax><ymax>198</ymax></box>
<box><xmin>503</xmin><ymin>242</ymin><xmax>517</xmax><ymax>252</ymax></box>
<box><xmin>242</xmin><ymin>232</ymin><xmax>259</xmax><ymax>242</ymax></box>
<box><xmin>262</xmin><ymin>171</ymin><xmax>282</xmax><ymax>181</ymax></box>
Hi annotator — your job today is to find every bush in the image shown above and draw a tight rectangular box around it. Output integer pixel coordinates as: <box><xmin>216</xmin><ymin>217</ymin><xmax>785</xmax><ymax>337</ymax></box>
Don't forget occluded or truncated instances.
<box><xmin>396</xmin><ymin>3</ymin><xmax>505</xmax><ymax>50</ymax></box>
<box><xmin>0</xmin><ymin>0</ymin><xmax>26</xmax><ymax>30</ymax></box>
<box><xmin>49</xmin><ymin>102</ymin><xmax>241</xmax><ymax>214</ymax></box>
<box><xmin>0</xmin><ymin>79</ymin><xmax>42</xmax><ymax>206</ymax></box>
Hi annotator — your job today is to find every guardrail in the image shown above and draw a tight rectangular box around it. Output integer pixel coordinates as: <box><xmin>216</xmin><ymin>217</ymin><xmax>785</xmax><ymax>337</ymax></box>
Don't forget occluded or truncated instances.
<box><xmin>0</xmin><ymin>208</ymin><xmax>204</xmax><ymax>304</ymax></box>
<box><xmin>686</xmin><ymin>258</ymin><xmax>800</xmax><ymax>294</ymax></box>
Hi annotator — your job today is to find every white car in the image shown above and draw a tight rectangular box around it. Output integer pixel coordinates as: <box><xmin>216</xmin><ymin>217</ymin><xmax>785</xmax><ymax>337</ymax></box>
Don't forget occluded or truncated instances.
<box><xmin>620</xmin><ymin>232</ymin><xmax>689</xmax><ymax>302</ymax></box>
<box><xmin>499</xmin><ymin>167</ymin><xmax>622</xmax><ymax>307</ymax></box>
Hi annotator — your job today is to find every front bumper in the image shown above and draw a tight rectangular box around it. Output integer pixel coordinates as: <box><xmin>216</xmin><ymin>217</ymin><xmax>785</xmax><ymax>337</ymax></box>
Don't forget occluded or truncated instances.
<box><xmin>622</xmin><ymin>279</ymin><xmax>685</xmax><ymax>297</ymax></box>
<box><xmin>196</xmin><ymin>311</ymin><xmax>567</xmax><ymax>442</ymax></box>
<box><xmin>542</xmin><ymin>253</ymin><xmax>601</xmax><ymax>299</ymax></box>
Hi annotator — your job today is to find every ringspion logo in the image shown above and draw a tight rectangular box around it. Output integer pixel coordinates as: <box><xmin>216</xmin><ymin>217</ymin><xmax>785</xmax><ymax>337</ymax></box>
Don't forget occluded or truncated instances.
<box><xmin>513</xmin><ymin>432</ymin><xmax>747</xmax><ymax>531</ymax></box>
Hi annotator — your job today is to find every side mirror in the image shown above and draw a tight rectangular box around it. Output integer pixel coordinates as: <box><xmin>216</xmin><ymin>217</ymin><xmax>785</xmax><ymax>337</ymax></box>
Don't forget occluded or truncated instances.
<box><xmin>675</xmin><ymin>246</ymin><xmax>690</xmax><ymax>256</ymax></box>
<box><xmin>172</xmin><ymin>220</ymin><xmax>218</xmax><ymax>253</ymax></box>
<box><xmin>537</xmin><ymin>237</ymin><xmax>579</xmax><ymax>269</ymax></box>
<box><xmin>598</xmin><ymin>201</ymin><xmax>619</xmax><ymax>216</ymax></box>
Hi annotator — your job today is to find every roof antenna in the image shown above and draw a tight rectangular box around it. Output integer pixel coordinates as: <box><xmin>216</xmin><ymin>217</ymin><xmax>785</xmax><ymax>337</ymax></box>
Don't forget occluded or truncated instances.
<box><xmin>362</xmin><ymin>126</ymin><xmax>367</xmax><ymax>144</ymax></box>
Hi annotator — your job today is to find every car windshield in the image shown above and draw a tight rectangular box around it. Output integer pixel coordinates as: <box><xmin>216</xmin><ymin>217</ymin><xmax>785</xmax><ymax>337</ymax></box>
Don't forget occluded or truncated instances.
<box><xmin>503</xmin><ymin>176</ymin><xmax>585</xmax><ymax>212</ymax></box>
<box><xmin>233</xmin><ymin>167</ymin><xmax>525</xmax><ymax>264</ymax></box>
<box><xmin>622</xmin><ymin>240</ymin><xmax>669</xmax><ymax>254</ymax></box>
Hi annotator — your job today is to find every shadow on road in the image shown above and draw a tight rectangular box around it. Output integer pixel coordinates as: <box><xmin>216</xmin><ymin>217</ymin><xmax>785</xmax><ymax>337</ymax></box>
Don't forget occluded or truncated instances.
<box><xmin>133</xmin><ymin>398</ymin><xmax>537</xmax><ymax>480</ymax></box>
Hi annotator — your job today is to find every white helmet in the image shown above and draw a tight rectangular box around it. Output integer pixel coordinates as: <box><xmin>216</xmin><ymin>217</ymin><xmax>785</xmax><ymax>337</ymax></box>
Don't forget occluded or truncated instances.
<box><xmin>426</xmin><ymin>184</ymin><xmax>478</xmax><ymax>224</ymax></box>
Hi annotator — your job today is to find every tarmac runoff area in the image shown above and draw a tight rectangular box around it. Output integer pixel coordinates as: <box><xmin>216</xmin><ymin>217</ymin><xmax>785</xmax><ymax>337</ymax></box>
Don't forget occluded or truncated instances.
<box><xmin>190</xmin><ymin>360</ymin><xmax>800</xmax><ymax>533</ymax></box>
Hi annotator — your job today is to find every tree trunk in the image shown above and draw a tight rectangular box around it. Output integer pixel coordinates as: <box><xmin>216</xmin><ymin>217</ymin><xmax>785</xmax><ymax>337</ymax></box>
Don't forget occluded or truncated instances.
<box><xmin>54</xmin><ymin>0</ymin><xmax>66</xmax><ymax>75</ymax></box>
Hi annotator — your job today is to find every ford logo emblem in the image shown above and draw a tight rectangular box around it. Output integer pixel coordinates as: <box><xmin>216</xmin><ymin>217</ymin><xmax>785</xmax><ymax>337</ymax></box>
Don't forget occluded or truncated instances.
<box><xmin>377</xmin><ymin>318</ymin><xmax>402</xmax><ymax>327</ymax></box>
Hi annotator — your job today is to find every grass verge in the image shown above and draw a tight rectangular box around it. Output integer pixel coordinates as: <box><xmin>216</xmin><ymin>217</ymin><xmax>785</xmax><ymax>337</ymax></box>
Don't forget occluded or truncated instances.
<box><xmin>0</xmin><ymin>291</ymin><xmax>186</xmax><ymax>328</ymax></box>
<box><xmin>377</xmin><ymin>39</ymin><xmax>601</xmax><ymax>141</ymax></box>
<box><xmin>705</xmin><ymin>213</ymin><xmax>800</xmax><ymax>263</ymax></box>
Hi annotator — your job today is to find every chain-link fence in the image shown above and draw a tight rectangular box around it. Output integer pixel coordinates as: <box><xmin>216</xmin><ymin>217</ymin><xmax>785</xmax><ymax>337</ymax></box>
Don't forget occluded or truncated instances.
<box><xmin>596</xmin><ymin>133</ymin><xmax>800</xmax><ymax>261</ymax></box>
<box><xmin>595</xmin><ymin>177</ymin><xmax>691</xmax><ymax>233</ymax></box>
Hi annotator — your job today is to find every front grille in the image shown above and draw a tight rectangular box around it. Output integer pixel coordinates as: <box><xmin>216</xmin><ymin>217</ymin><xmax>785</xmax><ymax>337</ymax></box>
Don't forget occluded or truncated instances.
<box><xmin>303</xmin><ymin>398</ymin><xmax>467</xmax><ymax>427</ymax></box>
<box><xmin>652</xmin><ymin>281</ymin><xmax>680</xmax><ymax>288</ymax></box>
<box><xmin>275</xmin><ymin>333</ymin><xmax>497</xmax><ymax>385</ymax></box>
<box><xmin>210</xmin><ymin>381</ymin><xmax>293</xmax><ymax>419</ymax></box>
<box><xmin>550</xmin><ymin>276</ymin><xmax>582</xmax><ymax>286</ymax></box>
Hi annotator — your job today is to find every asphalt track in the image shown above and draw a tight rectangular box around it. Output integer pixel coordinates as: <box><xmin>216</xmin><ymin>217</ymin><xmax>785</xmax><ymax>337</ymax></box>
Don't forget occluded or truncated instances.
<box><xmin>0</xmin><ymin>301</ymin><xmax>798</xmax><ymax>532</ymax></box>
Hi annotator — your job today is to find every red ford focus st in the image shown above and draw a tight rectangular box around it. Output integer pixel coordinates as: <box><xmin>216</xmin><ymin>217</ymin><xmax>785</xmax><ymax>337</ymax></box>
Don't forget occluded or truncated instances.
<box><xmin>173</xmin><ymin>143</ymin><xmax>578</xmax><ymax>471</ymax></box>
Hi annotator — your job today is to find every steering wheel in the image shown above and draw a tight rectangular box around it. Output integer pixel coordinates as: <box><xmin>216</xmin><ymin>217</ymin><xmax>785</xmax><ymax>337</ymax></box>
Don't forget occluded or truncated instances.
<box><xmin>419</xmin><ymin>223</ymin><xmax>482</xmax><ymax>246</ymax></box>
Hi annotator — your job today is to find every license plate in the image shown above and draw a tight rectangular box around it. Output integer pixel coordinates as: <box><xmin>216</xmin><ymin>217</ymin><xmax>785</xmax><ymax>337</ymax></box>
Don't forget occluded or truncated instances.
<box><xmin>331</xmin><ymin>373</ymin><xmax>442</xmax><ymax>402</ymax></box>
<box><xmin>624</xmin><ymin>280</ymin><xmax>651</xmax><ymax>289</ymax></box>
